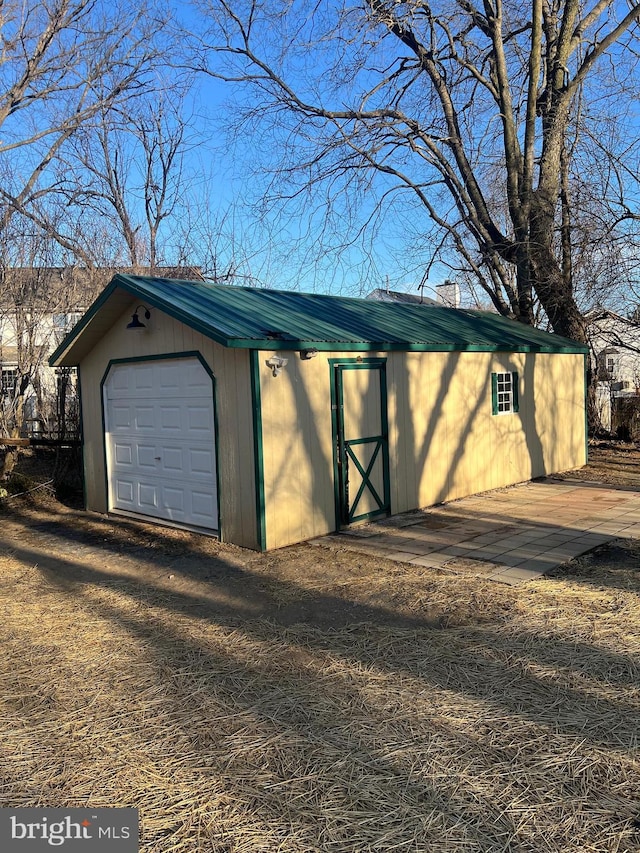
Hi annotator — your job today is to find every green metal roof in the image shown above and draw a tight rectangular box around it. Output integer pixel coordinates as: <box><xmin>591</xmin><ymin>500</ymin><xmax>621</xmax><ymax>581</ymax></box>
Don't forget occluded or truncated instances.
<box><xmin>50</xmin><ymin>274</ymin><xmax>589</xmax><ymax>366</ymax></box>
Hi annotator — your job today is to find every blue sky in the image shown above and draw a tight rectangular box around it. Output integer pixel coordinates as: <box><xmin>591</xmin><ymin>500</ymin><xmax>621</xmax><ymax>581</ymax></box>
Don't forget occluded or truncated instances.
<box><xmin>175</xmin><ymin>3</ymin><xmax>452</xmax><ymax>299</ymax></box>
<box><xmin>7</xmin><ymin>0</ymin><xmax>634</xmax><ymax>308</ymax></box>
<box><xmin>187</xmin><ymin>72</ymin><xmax>447</xmax><ymax>297</ymax></box>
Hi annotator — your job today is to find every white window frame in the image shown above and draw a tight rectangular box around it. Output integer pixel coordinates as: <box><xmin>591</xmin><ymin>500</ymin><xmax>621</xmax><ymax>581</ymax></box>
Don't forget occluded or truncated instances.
<box><xmin>492</xmin><ymin>371</ymin><xmax>519</xmax><ymax>415</ymax></box>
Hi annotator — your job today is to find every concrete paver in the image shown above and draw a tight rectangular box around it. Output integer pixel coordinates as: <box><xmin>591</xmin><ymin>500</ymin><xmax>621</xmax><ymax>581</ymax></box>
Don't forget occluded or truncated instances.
<box><xmin>311</xmin><ymin>478</ymin><xmax>640</xmax><ymax>585</ymax></box>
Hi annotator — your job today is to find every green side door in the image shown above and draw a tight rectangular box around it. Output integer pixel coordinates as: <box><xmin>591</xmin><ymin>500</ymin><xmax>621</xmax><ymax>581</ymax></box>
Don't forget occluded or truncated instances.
<box><xmin>331</xmin><ymin>359</ymin><xmax>391</xmax><ymax>527</ymax></box>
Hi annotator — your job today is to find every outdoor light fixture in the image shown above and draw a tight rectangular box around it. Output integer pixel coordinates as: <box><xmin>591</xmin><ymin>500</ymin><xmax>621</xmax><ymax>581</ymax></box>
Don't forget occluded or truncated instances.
<box><xmin>265</xmin><ymin>355</ymin><xmax>288</xmax><ymax>377</ymax></box>
<box><xmin>300</xmin><ymin>348</ymin><xmax>318</xmax><ymax>360</ymax></box>
<box><xmin>126</xmin><ymin>305</ymin><xmax>151</xmax><ymax>330</ymax></box>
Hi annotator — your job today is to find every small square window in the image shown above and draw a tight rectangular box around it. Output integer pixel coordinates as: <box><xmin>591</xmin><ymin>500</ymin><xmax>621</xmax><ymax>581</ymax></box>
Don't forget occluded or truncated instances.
<box><xmin>492</xmin><ymin>371</ymin><xmax>519</xmax><ymax>415</ymax></box>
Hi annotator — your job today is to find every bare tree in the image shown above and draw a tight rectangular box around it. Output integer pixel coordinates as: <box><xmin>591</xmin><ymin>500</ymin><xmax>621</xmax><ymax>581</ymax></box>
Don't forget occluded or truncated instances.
<box><xmin>58</xmin><ymin>79</ymin><xmax>256</xmax><ymax>279</ymax></box>
<box><xmin>192</xmin><ymin>0</ymin><xmax>640</xmax><ymax>342</ymax></box>
<box><xmin>0</xmin><ymin>0</ymin><xmax>168</xmax><ymax>248</ymax></box>
<box><xmin>60</xmin><ymin>83</ymin><xmax>197</xmax><ymax>269</ymax></box>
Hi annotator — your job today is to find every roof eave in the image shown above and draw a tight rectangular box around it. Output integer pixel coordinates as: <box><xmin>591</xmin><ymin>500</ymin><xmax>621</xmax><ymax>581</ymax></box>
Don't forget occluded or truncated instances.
<box><xmin>226</xmin><ymin>338</ymin><xmax>588</xmax><ymax>354</ymax></box>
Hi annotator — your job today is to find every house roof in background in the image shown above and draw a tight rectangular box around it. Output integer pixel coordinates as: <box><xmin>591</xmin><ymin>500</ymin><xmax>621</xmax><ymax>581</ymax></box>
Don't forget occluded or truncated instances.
<box><xmin>586</xmin><ymin>307</ymin><xmax>640</xmax><ymax>326</ymax></box>
<box><xmin>0</xmin><ymin>265</ymin><xmax>203</xmax><ymax>311</ymax></box>
<box><xmin>50</xmin><ymin>274</ymin><xmax>589</xmax><ymax>366</ymax></box>
<box><xmin>366</xmin><ymin>288</ymin><xmax>440</xmax><ymax>306</ymax></box>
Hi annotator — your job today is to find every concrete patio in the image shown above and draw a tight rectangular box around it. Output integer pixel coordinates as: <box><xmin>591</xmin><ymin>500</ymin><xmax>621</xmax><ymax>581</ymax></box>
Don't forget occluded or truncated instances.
<box><xmin>311</xmin><ymin>478</ymin><xmax>640</xmax><ymax>584</ymax></box>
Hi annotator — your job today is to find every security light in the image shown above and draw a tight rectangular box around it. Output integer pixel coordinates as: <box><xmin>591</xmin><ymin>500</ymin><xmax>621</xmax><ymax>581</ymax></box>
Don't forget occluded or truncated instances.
<box><xmin>126</xmin><ymin>306</ymin><xmax>151</xmax><ymax>330</ymax></box>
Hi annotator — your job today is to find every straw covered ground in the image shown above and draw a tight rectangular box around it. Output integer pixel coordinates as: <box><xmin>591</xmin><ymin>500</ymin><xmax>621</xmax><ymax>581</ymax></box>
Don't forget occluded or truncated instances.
<box><xmin>0</xmin><ymin>445</ymin><xmax>639</xmax><ymax>852</ymax></box>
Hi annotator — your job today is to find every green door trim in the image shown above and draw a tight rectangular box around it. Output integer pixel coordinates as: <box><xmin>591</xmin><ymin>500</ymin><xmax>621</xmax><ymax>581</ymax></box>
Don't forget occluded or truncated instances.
<box><xmin>329</xmin><ymin>358</ymin><xmax>391</xmax><ymax>528</ymax></box>
<box><xmin>249</xmin><ymin>350</ymin><xmax>267</xmax><ymax>551</ymax></box>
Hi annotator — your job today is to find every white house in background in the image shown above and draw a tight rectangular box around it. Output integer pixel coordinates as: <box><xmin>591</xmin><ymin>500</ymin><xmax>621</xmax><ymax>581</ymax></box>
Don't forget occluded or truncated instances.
<box><xmin>586</xmin><ymin>308</ymin><xmax>640</xmax><ymax>431</ymax></box>
<box><xmin>0</xmin><ymin>307</ymin><xmax>82</xmax><ymax>434</ymax></box>
<box><xmin>0</xmin><ymin>266</ymin><xmax>203</xmax><ymax>435</ymax></box>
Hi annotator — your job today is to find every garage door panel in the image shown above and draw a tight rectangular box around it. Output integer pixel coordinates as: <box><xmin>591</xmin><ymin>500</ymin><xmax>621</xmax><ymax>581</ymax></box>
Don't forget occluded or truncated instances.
<box><xmin>139</xmin><ymin>483</ymin><xmax>159</xmax><ymax>510</ymax></box>
<box><xmin>190</xmin><ymin>448</ymin><xmax>215</xmax><ymax>476</ymax></box>
<box><xmin>111</xmin><ymin>403</ymin><xmax>133</xmax><ymax>430</ymax></box>
<box><xmin>191</xmin><ymin>491</ymin><xmax>216</xmax><ymax>525</ymax></box>
<box><xmin>162</xmin><ymin>446</ymin><xmax>184</xmax><ymax>472</ymax></box>
<box><xmin>157</xmin><ymin>364</ymin><xmax>185</xmax><ymax>391</ymax></box>
<box><xmin>110</xmin><ymin>367</ymin><xmax>132</xmax><ymax>394</ymax></box>
<box><xmin>111</xmin><ymin>441</ymin><xmax>216</xmax><ymax>482</ymax></box>
<box><xmin>159</xmin><ymin>405</ymin><xmax>182</xmax><ymax>432</ymax></box>
<box><xmin>187</xmin><ymin>405</ymin><xmax>214</xmax><ymax>433</ymax></box>
<box><xmin>163</xmin><ymin>486</ymin><xmax>185</xmax><ymax>513</ymax></box>
<box><xmin>105</xmin><ymin>358</ymin><xmax>218</xmax><ymax>532</ymax></box>
<box><xmin>134</xmin><ymin>366</ymin><xmax>154</xmax><ymax>391</ymax></box>
<box><xmin>134</xmin><ymin>406</ymin><xmax>156</xmax><ymax>430</ymax></box>
<box><xmin>109</xmin><ymin>361</ymin><xmax>215</xmax><ymax>400</ymax></box>
<box><xmin>112</xmin><ymin>476</ymin><xmax>217</xmax><ymax>528</ymax></box>
<box><xmin>136</xmin><ymin>444</ymin><xmax>158</xmax><ymax>469</ymax></box>
<box><xmin>116</xmin><ymin>479</ymin><xmax>135</xmax><ymax>505</ymax></box>
<box><xmin>184</xmin><ymin>360</ymin><xmax>211</xmax><ymax>389</ymax></box>
<box><xmin>114</xmin><ymin>443</ymin><xmax>133</xmax><ymax>466</ymax></box>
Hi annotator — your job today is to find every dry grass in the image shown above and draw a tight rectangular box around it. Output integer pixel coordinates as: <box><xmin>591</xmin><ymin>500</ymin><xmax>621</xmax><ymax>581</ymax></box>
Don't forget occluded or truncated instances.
<box><xmin>0</xmin><ymin>515</ymin><xmax>639</xmax><ymax>852</ymax></box>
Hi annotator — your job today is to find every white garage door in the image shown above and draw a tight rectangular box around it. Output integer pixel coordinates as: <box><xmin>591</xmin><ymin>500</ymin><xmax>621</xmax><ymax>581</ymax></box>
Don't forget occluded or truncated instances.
<box><xmin>104</xmin><ymin>357</ymin><xmax>218</xmax><ymax>531</ymax></box>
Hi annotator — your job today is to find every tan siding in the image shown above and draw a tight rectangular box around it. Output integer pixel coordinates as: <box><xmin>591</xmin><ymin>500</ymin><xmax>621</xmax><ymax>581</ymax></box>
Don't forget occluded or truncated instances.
<box><xmin>390</xmin><ymin>351</ymin><xmax>585</xmax><ymax>512</ymax></box>
<box><xmin>78</xmin><ymin>299</ymin><xmax>258</xmax><ymax>549</ymax></box>
<box><xmin>532</xmin><ymin>353</ymin><xmax>586</xmax><ymax>475</ymax></box>
<box><xmin>258</xmin><ymin>348</ymin><xmax>586</xmax><ymax>550</ymax></box>
<box><xmin>385</xmin><ymin>356</ymin><xmax>401</xmax><ymax>513</ymax></box>
<box><xmin>258</xmin><ymin>350</ymin><xmax>335</xmax><ymax>551</ymax></box>
<box><xmin>231</xmin><ymin>347</ymin><xmax>256</xmax><ymax>547</ymax></box>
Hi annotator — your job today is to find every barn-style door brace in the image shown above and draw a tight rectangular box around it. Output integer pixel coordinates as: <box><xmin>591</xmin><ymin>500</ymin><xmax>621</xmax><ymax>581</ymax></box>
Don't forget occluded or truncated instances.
<box><xmin>343</xmin><ymin>436</ymin><xmax>385</xmax><ymax>522</ymax></box>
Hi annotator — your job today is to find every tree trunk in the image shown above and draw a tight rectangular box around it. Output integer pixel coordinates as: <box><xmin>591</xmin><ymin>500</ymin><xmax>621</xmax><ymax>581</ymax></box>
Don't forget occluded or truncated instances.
<box><xmin>529</xmin><ymin>195</ymin><xmax>586</xmax><ymax>344</ymax></box>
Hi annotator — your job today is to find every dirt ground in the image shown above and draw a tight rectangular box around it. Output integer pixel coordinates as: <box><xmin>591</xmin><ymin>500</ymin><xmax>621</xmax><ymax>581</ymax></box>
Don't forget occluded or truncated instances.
<box><xmin>0</xmin><ymin>443</ymin><xmax>639</xmax><ymax>851</ymax></box>
<box><xmin>552</xmin><ymin>439</ymin><xmax>640</xmax><ymax>488</ymax></box>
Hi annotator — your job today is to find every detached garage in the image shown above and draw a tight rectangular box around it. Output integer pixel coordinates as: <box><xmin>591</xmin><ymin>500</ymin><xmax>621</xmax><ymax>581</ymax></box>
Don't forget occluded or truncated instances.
<box><xmin>50</xmin><ymin>274</ymin><xmax>588</xmax><ymax>551</ymax></box>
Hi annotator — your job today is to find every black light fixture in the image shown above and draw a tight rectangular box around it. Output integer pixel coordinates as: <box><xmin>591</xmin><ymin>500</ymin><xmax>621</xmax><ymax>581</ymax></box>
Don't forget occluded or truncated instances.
<box><xmin>126</xmin><ymin>305</ymin><xmax>151</xmax><ymax>330</ymax></box>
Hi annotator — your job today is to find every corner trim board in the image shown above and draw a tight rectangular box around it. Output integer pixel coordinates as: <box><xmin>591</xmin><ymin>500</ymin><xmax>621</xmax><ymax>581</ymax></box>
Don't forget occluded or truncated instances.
<box><xmin>249</xmin><ymin>350</ymin><xmax>267</xmax><ymax>551</ymax></box>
